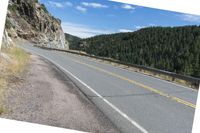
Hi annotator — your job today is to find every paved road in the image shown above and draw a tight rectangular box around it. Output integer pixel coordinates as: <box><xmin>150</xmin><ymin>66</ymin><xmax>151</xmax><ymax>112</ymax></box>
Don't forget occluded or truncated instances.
<box><xmin>20</xmin><ymin>43</ymin><xmax>198</xmax><ymax>133</ymax></box>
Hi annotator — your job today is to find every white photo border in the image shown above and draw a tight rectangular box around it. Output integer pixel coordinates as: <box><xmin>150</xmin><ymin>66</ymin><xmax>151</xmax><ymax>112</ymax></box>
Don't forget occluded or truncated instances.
<box><xmin>0</xmin><ymin>0</ymin><xmax>199</xmax><ymax>133</ymax></box>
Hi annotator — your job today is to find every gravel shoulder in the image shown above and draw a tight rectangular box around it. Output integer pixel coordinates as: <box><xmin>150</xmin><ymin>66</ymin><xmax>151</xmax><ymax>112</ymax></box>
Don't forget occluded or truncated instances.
<box><xmin>1</xmin><ymin>54</ymin><xmax>120</xmax><ymax>133</ymax></box>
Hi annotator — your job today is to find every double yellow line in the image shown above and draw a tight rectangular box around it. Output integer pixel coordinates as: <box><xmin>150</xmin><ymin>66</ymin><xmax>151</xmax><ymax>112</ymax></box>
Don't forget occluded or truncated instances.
<box><xmin>72</xmin><ymin>59</ymin><xmax>196</xmax><ymax>109</ymax></box>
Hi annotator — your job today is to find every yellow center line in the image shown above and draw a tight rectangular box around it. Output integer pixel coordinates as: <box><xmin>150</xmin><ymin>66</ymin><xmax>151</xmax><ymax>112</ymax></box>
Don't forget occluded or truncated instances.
<box><xmin>72</xmin><ymin>59</ymin><xmax>196</xmax><ymax>109</ymax></box>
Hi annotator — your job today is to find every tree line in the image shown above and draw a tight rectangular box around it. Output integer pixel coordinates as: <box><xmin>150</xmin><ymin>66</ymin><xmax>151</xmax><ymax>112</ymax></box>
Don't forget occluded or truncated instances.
<box><xmin>68</xmin><ymin>26</ymin><xmax>200</xmax><ymax>78</ymax></box>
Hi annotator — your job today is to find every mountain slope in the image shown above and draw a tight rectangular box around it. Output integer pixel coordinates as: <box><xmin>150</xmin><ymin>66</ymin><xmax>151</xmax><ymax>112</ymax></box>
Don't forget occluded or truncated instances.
<box><xmin>3</xmin><ymin>0</ymin><xmax>68</xmax><ymax>49</ymax></box>
<box><xmin>65</xmin><ymin>33</ymin><xmax>81</xmax><ymax>50</ymax></box>
<box><xmin>71</xmin><ymin>26</ymin><xmax>200</xmax><ymax>78</ymax></box>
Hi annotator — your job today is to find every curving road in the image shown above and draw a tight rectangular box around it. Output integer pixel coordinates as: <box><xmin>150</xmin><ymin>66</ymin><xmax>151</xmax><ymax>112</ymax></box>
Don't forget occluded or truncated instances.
<box><xmin>20</xmin><ymin>43</ymin><xmax>198</xmax><ymax>133</ymax></box>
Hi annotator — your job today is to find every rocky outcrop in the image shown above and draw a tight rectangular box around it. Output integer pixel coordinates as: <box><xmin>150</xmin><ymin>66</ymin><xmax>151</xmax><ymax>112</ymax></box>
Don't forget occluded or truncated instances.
<box><xmin>3</xmin><ymin>0</ymin><xmax>68</xmax><ymax>49</ymax></box>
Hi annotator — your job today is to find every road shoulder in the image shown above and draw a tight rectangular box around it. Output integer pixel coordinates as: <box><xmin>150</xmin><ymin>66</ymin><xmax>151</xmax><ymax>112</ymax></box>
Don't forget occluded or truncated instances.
<box><xmin>1</xmin><ymin>54</ymin><xmax>119</xmax><ymax>133</ymax></box>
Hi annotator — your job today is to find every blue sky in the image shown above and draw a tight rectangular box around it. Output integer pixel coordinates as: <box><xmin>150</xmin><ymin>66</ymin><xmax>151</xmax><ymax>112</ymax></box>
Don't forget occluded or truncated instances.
<box><xmin>39</xmin><ymin>0</ymin><xmax>200</xmax><ymax>38</ymax></box>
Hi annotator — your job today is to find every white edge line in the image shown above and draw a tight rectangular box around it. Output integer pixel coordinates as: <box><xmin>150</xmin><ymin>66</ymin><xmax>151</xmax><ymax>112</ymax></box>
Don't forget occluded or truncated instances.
<box><xmin>24</xmin><ymin>47</ymin><xmax>149</xmax><ymax>133</ymax></box>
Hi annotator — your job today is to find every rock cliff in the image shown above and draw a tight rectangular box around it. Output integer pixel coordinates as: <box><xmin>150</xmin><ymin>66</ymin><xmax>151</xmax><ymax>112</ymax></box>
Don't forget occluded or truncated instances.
<box><xmin>3</xmin><ymin>0</ymin><xmax>68</xmax><ymax>49</ymax></box>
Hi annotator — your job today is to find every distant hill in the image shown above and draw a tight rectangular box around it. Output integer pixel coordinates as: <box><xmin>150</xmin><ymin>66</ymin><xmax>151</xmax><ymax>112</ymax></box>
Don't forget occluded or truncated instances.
<box><xmin>64</xmin><ymin>33</ymin><xmax>81</xmax><ymax>50</ymax></box>
<box><xmin>69</xmin><ymin>26</ymin><xmax>200</xmax><ymax>78</ymax></box>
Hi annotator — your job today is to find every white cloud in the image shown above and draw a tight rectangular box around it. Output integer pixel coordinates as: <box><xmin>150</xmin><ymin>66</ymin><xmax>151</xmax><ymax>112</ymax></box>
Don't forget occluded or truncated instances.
<box><xmin>81</xmin><ymin>2</ymin><xmax>108</xmax><ymax>8</ymax></box>
<box><xmin>149</xmin><ymin>23</ymin><xmax>156</xmax><ymax>26</ymax></box>
<box><xmin>118</xmin><ymin>29</ymin><xmax>133</xmax><ymax>32</ymax></box>
<box><xmin>49</xmin><ymin>1</ymin><xmax>63</xmax><ymax>8</ymax></box>
<box><xmin>65</xmin><ymin>2</ymin><xmax>73</xmax><ymax>7</ymax></box>
<box><xmin>76</xmin><ymin>6</ymin><xmax>87</xmax><ymax>13</ymax></box>
<box><xmin>62</xmin><ymin>22</ymin><xmax>113</xmax><ymax>38</ymax></box>
<box><xmin>121</xmin><ymin>4</ymin><xmax>135</xmax><ymax>10</ymax></box>
<box><xmin>48</xmin><ymin>1</ymin><xmax>73</xmax><ymax>8</ymax></box>
<box><xmin>135</xmin><ymin>24</ymin><xmax>157</xmax><ymax>30</ymax></box>
<box><xmin>135</xmin><ymin>26</ymin><xmax>146</xmax><ymax>30</ymax></box>
<box><xmin>180</xmin><ymin>14</ymin><xmax>200</xmax><ymax>22</ymax></box>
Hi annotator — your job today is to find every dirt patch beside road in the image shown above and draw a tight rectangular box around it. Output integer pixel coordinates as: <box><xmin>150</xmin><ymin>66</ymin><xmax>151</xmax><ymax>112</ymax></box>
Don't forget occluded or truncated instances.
<box><xmin>1</xmin><ymin>54</ymin><xmax>119</xmax><ymax>133</ymax></box>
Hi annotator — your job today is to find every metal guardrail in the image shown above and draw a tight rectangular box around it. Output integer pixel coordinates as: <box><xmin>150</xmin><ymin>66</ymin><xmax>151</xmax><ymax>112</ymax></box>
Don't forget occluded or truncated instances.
<box><xmin>34</xmin><ymin>45</ymin><xmax>200</xmax><ymax>88</ymax></box>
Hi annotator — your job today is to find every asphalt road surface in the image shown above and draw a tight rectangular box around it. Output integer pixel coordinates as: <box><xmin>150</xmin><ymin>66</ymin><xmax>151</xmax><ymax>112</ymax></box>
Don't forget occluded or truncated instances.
<box><xmin>20</xmin><ymin>43</ymin><xmax>198</xmax><ymax>133</ymax></box>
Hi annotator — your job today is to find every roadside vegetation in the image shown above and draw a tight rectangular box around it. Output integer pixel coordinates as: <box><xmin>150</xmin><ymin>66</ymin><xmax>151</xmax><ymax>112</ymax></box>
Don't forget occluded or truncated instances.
<box><xmin>0</xmin><ymin>47</ymin><xmax>29</xmax><ymax>114</ymax></box>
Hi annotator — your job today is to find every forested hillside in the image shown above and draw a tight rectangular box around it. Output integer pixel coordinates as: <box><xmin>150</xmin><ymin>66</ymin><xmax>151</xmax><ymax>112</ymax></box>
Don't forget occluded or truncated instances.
<box><xmin>65</xmin><ymin>33</ymin><xmax>81</xmax><ymax>49</ymax></box>
<box><xmin>70</xmin><ymin>26</ymin><xmax>200</xmax><ymax>78</ymax></box>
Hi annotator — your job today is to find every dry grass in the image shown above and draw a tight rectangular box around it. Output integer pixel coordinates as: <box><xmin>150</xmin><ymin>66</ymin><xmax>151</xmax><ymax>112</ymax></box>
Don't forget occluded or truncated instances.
<box><xmin>0</xmin><ymin>79</ymin><xmax>6</xmax><ymax>115</ymax></box>
<box><xmin>99</xmin><ymin>58</ymin><xmax>196</xmax><ymax>89</ymax></box>
<box><xmin>0</xmin><ymin>47</ymin><xmax>29</xmax><ymax>114</ymax></box>
<box><xmin>127</xmin><ymin>67</ymin><xmax>196</xmax><ymax>89</ymax></box>
<box><xmin>2</xmin><ymin>47</ymin><xmax>30</xmax><ymax>74</ymax></box>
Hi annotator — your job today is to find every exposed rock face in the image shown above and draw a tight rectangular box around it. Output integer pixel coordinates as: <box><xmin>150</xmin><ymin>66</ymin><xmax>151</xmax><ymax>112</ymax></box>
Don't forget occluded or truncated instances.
<box><xmin>3</xmin><ymin>0</ymin><xmax>68</xmax><ymax>49</ymax></box>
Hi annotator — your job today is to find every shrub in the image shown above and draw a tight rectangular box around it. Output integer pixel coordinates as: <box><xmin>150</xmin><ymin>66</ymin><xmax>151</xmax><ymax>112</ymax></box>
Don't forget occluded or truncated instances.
<box><xmin>41</xmin><ymin>4</ymin><xmax>48</xmax><ymax>13</ymax></box>
<box><xmin>8</xmin><ymin>4</ymin><xmax>18</xmax><ymax>12</ymax></box>
<box><xmin>5</xmin><ymin>18</ymin><xmax>12</xmax><ymax>29</ymax></box>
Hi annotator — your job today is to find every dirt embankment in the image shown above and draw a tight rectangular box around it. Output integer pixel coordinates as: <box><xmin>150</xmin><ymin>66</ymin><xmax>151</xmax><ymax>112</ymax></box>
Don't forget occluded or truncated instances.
<box><xmin>1</xmin><ymin>54</ymin><xmax>119</xmax><ymax>133</ymax></box>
